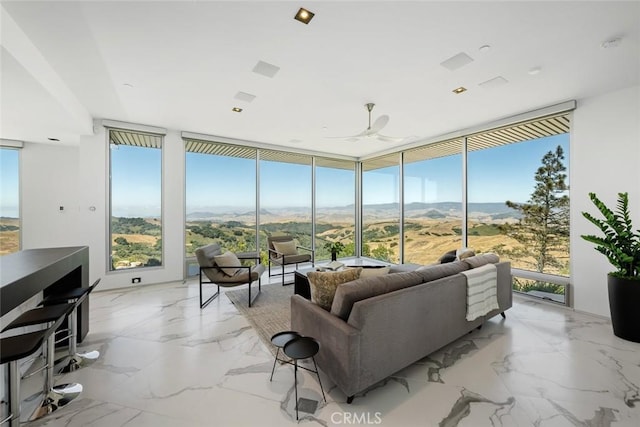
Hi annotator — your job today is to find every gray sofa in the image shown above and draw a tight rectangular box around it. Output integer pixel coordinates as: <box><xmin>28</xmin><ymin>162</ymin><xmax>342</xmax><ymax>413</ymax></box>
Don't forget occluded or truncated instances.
<box><xmin>290</xmin><ymin>254</ymin><xmax>512</xmax><ymax>402</ymax></box>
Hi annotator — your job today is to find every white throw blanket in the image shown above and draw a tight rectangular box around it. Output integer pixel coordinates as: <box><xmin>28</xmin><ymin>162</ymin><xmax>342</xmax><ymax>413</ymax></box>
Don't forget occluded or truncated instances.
<box><xmin>462</xmin><ymin>263</ymin><xmax>499</xmax><ymax>321</ymax></box>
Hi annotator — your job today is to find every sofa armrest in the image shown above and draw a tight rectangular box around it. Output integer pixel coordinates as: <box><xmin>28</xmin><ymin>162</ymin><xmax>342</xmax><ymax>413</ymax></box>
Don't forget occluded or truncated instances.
<box><xmin>291</xmin><ymin>295</ymin><xmax>361</xmax><ymax>396</ymax></box>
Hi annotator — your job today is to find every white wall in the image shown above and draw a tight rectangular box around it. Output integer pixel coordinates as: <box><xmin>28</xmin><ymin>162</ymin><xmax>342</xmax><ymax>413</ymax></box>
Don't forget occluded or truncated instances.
<box><xmin>21</xmin><ymin>143</ymin><xmax>82</xmax><ymax>248</ymax></box>
<box><xmin>571</xmin><ymin>84</ymin><xmax>640</xmax><ymax>317</ymax></box>
<box><xmin>22</xmin><ymin>125</ymin><xmax>185</xmax><ymax>291</ymax></box>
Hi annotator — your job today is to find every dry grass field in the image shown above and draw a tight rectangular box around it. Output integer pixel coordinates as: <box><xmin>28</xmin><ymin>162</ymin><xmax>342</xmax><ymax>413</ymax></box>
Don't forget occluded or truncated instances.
<box><xmin>0</xmin><ymin>218</ymin><xmax>20</xmax><ymax>255</ymax></box>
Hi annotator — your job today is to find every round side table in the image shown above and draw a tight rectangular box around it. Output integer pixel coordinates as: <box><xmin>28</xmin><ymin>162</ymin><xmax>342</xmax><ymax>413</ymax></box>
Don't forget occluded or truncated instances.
<box><xmin>283</xmin><ymin>336</ymin><xmax>326</xmax><ymax>420</ymax></box>
<box><xmin>269</xmin><ymin>331</ymin><xmax>300</xmax><ymax>381</ymax></box>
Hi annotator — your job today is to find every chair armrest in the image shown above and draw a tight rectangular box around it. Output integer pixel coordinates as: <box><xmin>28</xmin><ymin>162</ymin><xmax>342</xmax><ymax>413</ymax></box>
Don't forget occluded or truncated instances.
<box><xmin>296</xmin><ymin>245</ymin><xmax>314</xmax><ymax>254</ymax></box>
<box><xmin>268</xmin><ymin>248</ymin><xmax>284</xmax><ymax>258</ymax></box>
<box><xmin>236</xmin><ymin>251</ymin><xmax>259</xmax><ymax>260</ymax></box>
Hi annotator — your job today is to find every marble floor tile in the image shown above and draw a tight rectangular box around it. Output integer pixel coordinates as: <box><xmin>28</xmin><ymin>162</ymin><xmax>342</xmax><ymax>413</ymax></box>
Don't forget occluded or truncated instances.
<box><xmin>19</xmin><ymin>280</ymin><xmax>640</xmax><ymax>427</ymax></box>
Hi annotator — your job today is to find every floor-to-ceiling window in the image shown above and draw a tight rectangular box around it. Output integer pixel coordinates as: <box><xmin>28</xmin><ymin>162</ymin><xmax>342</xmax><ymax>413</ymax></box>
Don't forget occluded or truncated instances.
<box><xmin>185</xmin><ymin>141</ymin><xmax>257</xmax><ymax>272</ymax></box>
<box><xmin>259</xmin><ymin>150</ymin><xmax>312</xmax><ymax>263</ymax></box>
<box><xmin>403</xmin><ymin>139</ymin><xmax>463</xmax><ymax>265</ymax></box>
<box><xmin>362</xmin><ymin>153</ymin><xmax>401</xmax><ymax>263</ymax></box>
<box><xmin>467</xmin><ymin>114</ymin><xmax>570</xmax><ymax>303</ymax></box>
<box><xmin>0</xmin><ymin>147</ymin><xmax>20</xmax><ymax>255</ymax></box>
<box><xmin>315</xmin><ymin>157</ymin><xmax>356</xmax><ymax>260</ymax></box>
<box><xmin>109</xmin><ymin>129</ymin><xmax>163</xmax><ymax>271</ymax></box>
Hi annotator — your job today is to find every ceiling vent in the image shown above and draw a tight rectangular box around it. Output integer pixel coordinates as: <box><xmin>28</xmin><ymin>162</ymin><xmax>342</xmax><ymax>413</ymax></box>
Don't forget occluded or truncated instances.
<box><xmin>234</xmin><ymin>91</ymin><xmax>256</xmax><ymax>103</ymax></box>
<box><xmin>252</xmin><ymin>61</ymin><xmax>280</xmax><ymax>78</ymax></box>
<box><xmin>478</xmin><ymin>76</ymin><xmax>509</xmax><ymax>88</ymax></box>
<box><xmin>440</xmin><ymin>52</ymin><xmax>474</xmax><ymax>71</ymax></box>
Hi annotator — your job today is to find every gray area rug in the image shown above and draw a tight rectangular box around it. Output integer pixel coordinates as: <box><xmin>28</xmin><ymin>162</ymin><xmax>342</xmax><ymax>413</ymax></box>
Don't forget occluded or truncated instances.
<box><xmin>225</xmin><ymin>283</ymin><xmax>292</xmax><ymax>357</ymax></box>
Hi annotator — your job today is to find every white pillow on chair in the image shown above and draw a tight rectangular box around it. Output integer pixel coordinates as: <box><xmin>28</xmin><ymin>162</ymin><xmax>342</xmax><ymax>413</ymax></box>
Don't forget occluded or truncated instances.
<box><xmin>213</xmin><ymin>251</ymin><xmax>242</xmax><ymax>276</ymax></box>
<box><xmin>273</xmin><ymin>240</ymin><xmax>298</xmax><ymax>256</ymax></box>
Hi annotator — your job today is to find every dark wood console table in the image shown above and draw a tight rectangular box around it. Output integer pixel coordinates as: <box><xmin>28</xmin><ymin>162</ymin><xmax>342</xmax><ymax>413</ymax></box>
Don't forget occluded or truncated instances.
<box><xmin>1</xmin><ymin>246</ymin><xmax>90</xmax><ymax>342</ymax></box>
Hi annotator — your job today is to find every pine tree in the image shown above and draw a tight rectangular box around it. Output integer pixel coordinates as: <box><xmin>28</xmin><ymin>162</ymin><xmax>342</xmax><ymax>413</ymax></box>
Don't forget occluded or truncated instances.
<box><xmin>500</xmin><ymin>145</ymin><xmax>570</xmax><ymax>274</ymax></box>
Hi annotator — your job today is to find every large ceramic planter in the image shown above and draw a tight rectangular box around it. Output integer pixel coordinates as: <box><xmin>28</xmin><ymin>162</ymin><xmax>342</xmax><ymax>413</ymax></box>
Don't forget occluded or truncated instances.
<box><xmin>608</xmin><ymin>274</ymin><xmax>640</xmax><ymax>343</ymax></box>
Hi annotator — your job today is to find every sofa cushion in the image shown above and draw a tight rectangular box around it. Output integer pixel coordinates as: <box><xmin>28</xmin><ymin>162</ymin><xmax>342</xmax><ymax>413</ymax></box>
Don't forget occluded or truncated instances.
<box><xmin>414</xmin><ymin>261</ymin><xmax>470</xmax><ymax>283</ymax></box>
<box><xmin>213</xmin><ymin>251</ymin><xmax>242</xmax><ymax>276</ymax></box>
<box><xmin>308</xmin><ymin>268</ymin><xmax>363</xmax><ymax>310</ymax></box>
<box><xmin>388</xmin><ymin>263</ymin><xmax>421</xmax><ymax>274</ymax></box>
<box><xmin>463</xmin><ymin>253</ymin><xmax>500</xmax><ymax>269</ymax></box>
<box><xmin>359</xmin><ymin>266</ymin><xmax>391</xmax><ymax>278</ymax></box>
<box><xmin>330</xmin><ymin>271</ymin><xmax>424</xmax><ymax>320</ymax></box>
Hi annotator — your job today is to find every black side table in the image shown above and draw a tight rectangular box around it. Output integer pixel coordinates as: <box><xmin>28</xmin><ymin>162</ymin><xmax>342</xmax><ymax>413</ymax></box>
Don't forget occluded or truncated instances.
<box><xmin>269</xmin><ymin>331</ymin><xmax>301</xmax><ymax>381</ymax></box>
<box><xmin>283</xmin><ymin>336</ymin><xmax>326</xmax><ymax>420</ymax></box>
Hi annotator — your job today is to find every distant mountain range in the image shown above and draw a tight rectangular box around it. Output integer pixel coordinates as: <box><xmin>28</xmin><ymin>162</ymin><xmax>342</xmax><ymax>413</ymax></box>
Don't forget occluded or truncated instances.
<box><xmin>185</xmin><ymin>201</ymin><xmax>519</xmax><ymax>221</ymax></box>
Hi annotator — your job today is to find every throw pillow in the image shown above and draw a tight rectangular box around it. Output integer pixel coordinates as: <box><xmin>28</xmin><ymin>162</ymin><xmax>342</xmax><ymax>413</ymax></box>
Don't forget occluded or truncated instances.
<box><xmin>273</xmin><ymin>240</ymin><xmax>298</xmax><ymax>256</ymax></box>
<box><xmin>463</xmin><ymin>253</ymin><xmax>499</xmax><ymax>269</ymax></box>
<box><xmin>456</xmin><ymin>247</ymin><xmax>475</xmax><ymax>260</ymax></box>
<box><xmin>438</xmin><ymin>249</ymin><xmax>457</xmax><ymax>264</ymax></box>
<box><xmin>307</xmin><ymin>268</ymin><xmax>362</xmax><ymax>310</ymax></box>
<box><xmin>213</xmin><ymin>251</ymin><xmax>242</xmax><ymax>276</ymax></box>
<box><xmin>359</xmin><ymin>266</ymin><xmax>390</xmax><ymax>278</ymax></box>
<box><xmin>458</xmin><ymin>250</ymin><xmax>476</xmax><ymax>260</ymax></box>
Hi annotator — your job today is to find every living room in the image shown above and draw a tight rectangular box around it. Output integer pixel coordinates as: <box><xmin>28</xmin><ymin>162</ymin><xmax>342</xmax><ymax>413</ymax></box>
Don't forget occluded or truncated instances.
<box><xmin>1</xmin><ymin>1</ymin><xmax>639</xmax><ymax>425</ymax></box>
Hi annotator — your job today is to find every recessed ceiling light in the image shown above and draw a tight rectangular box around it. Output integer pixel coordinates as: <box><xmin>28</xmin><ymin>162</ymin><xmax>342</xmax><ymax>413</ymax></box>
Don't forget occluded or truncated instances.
<box><xmin>479</xmin><ymin>45</ymin><xmax>491</xmax><ymax>52</ymax></box>
<box><xmin>294</xmin><ymin>7</ymin><xmax>315</xmax><ymax>24</ymax></box>
<box><xmin>232</xmin><ymin>107</ymin><xmax>243</xmax><ymax>113</ymax></box>
<box><xmin>123</xmin><ymin>83</ymin><xmax>134</xmax><ymax>88</ymax></box>
<box><xmin>601</xmin><ymin>37</ymin><xmax>622</xmax><ymax>49</ymax></box>
<box><xmin>452</xmin><ymin>86</ymin><xmax>467</xmax><ymax>94</ymax></box>
<box><xmin>47</xmin><ymin>137</ymin><xmax>60</xmax><ymax>141</ymax></box>
<box><xmin>528</xmin><ymin>67</ymin><xmax>542</xmax><ymax>75</ymax></box>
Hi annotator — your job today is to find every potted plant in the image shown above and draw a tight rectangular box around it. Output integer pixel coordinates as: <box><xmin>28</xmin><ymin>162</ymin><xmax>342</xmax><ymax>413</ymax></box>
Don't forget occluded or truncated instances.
<box><xmin>324</xmin><ymin>241</ymin><xmax>345</xmax><ymax>261</ymax></box>
<box><xmin>581</xmin><ymin>192</ymin><xmax>640</xmax><ymax>342</ymax></box>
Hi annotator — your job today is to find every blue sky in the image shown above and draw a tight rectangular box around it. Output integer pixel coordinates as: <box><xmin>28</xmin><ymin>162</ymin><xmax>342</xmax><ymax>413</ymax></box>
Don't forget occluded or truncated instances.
<box><xmin>0</xmin><ymin>148</ymin><xmax>20</xmax><ymax>218</ymax></box>
<box><xmin>0</xmin><ymin>134</ymin><xmax>569</xmax><ymax>218</ymax></box>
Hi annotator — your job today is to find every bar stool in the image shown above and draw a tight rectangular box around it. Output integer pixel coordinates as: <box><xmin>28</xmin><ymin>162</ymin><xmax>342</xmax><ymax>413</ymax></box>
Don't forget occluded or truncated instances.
<box><xmin>0</xmin><ymin>304</ymin><xmax>81</xmax><ymax>426</ymax></box>
<box><xmin>40</xmin><ymin>278</ymin><xmax>101</xmax><ymax>372</ymax></box>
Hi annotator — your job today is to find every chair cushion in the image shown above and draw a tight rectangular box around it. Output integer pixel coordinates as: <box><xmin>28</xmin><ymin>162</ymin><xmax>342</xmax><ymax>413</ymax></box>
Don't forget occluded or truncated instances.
<box><xmin>307</xmin><ymin>268</ymin><xmax>362</xmax><ymax>310</ymax></box>
<box><xmin>195</xmin><ymin>243</ymin><xmax>223</xmax><ymax>268</ymax></box>
<box><xmin>213</xmin><ymin>251</ymin><xmax>242</xmax><ymax>276</ymax></box>
<box><xmin>273</xmin><ymin>240</ymin><xmax>298</xmax><ymax>256</ymax></box>
<box><xmin>270</xmin><ymin>253</ymin><xmax>311</xmax><ymax>265</ymax></box>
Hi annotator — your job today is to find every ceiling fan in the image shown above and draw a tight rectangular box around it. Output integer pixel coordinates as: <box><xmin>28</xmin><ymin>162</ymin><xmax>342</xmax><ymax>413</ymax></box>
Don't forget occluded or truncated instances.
<box><xmin>328</xmin><ymin>103</ymin><xmax>404</xmax><ymax>143</ymax></box>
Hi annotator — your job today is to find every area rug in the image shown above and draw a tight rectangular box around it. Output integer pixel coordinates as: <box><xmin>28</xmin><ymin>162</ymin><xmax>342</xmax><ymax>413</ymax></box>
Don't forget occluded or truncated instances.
<box><xmin>225</xmin><ymin>284</ymin><xmax>292</xmax><ymax>357</ymax></box>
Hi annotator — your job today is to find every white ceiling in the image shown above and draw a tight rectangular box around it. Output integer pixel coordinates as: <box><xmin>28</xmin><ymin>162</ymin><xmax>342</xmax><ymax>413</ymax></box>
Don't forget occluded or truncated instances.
<box><xmin>1</xmin><ymin>1</ymin><xmax>639</xmax><ymax>158</ymax></box>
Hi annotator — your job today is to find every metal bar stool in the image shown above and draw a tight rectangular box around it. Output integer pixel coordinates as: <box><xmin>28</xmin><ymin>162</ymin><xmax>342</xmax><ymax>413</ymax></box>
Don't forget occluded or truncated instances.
<box><xmin>40</xmin><ymin>278</ymin><xmax>101</xmax><ymax>372</ymax></box>
<box><xmin>1</xmin><ymin>303</ymin><xmax>81</xmax><ymax>426</ymax></box>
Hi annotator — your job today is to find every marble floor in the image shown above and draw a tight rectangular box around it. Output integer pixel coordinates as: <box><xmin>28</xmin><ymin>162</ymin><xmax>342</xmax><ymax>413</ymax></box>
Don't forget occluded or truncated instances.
<box><xmin>23</xmin><ymin>277</ymin><xmax>640</xmax><ymax>427</ymax></box>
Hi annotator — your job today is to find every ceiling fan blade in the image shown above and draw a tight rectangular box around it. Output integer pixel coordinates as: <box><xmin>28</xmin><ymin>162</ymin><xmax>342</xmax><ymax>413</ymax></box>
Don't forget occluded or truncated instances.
<box><xmin>374</xmin><ymin>135</ymin><xmax>400</xmax><ymax>143</ymax></box>
<box><xmin>368</xmin><ymin>115</ymin><xmax>389</xmax><ymax>134</ymax></box>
